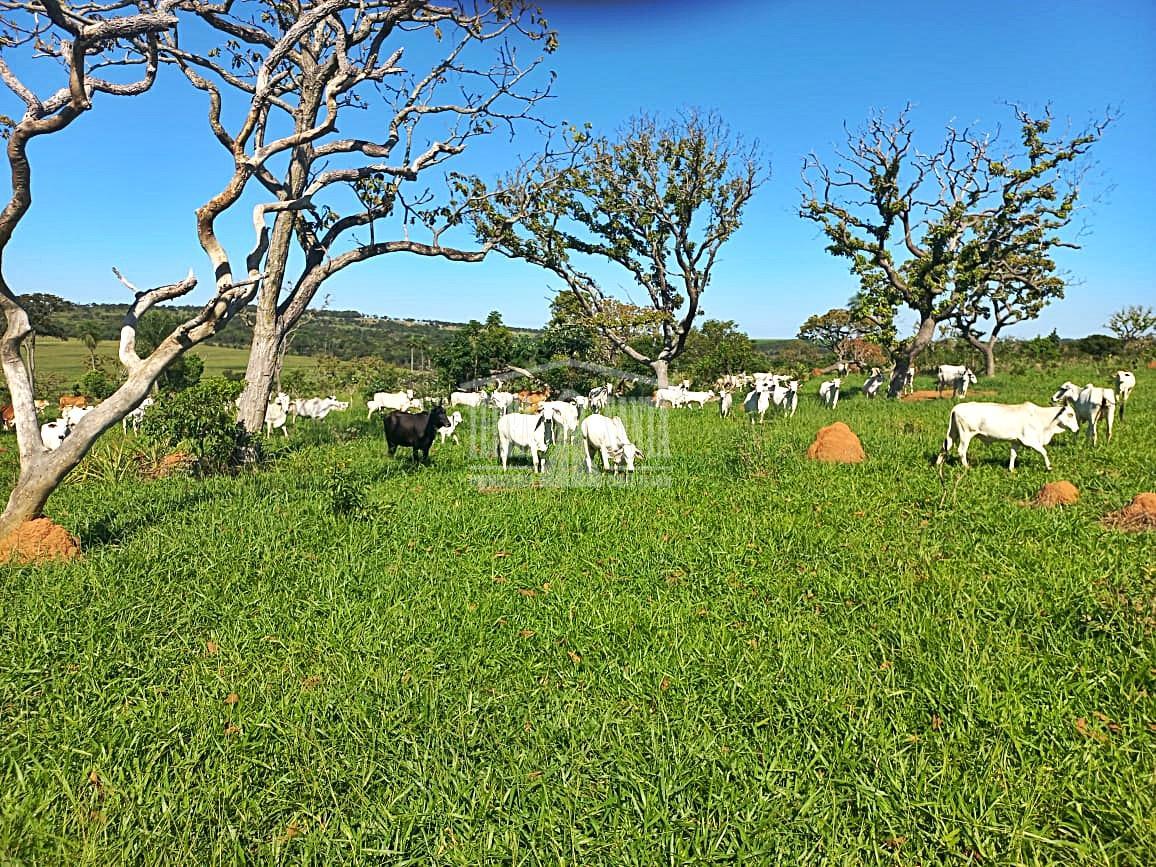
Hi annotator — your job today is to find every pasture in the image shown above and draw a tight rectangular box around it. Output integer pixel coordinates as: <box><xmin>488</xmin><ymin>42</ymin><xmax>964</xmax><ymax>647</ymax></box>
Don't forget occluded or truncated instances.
<box><xmin>1</xmin><ymin>368</ymin><xmax>1153</xmax><ymax>864</ymax></box>
<box><xmin>25</xmin><ymin>338</ymin><xmax>317</xmax><ymax>384</ymax></box>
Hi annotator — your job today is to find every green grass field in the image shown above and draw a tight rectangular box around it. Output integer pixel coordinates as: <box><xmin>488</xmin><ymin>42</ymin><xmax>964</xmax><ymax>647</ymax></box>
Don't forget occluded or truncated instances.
<box><xmin>1</xmin><ymin>368</ymin><xmax>1153</xmax><ymax>864</ymax></box>
<box><xmin>26</xmin><ymin>337</ymin><xmax>316</xmax><ymax>384</ymax></box>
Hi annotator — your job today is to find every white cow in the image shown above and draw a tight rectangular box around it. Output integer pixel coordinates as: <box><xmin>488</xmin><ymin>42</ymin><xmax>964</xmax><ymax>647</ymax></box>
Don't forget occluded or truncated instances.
<box><xmin>367</xmin><ymin>390</ymin><xmax>415</xmax><ymax>418</ymax></box>
<box><xmin>680</xmin><ymin>389</ymin><xmax>717</xmax><ymax>408</ymax></box>
<box><xmin>936</xmin><ymin>402</ymin><xmax>1080</xmax><ymax>471</ymax></box>
<box><xmin>264</xmin><ymin>392</ymin><xmax>291</xmax><ymax>437</ymax></box>
<box><xmin>41</xmin><ymin>419</ymin><xmax>71</xmax><ymax>450</ymax></box>
<box><xmin>863</xmin><ymin>369</ymin><xmax>885</xmax><ymax>399</ymax></box>
<box><xmin>497</xmin><ymin>407</ymin><xmax>562</xmax><ymax>472</ymax></box>
<box><xmin>653</xmin><ymin>384</ymin><xmax>687</xmax><ymax>408</ymax></box>
<box><xmin>743</xmin><ymin>384</ymin><xmax>771</xmax><ymax>424</ymax></box>
<box><xmin>1115</xmin><ymin>371</ymin><xmax>1136</xmax><ymax>419</ymax></box>
<box><xmin>901</xmin><ymin>366</ymin><xmax>916</xmax><ymax>396</ymax></box>
<box><xmin>61</xmin><ymin>405</ymin><xmax>92</xmax><ymax>427</ymax></box>
<box><xmin>580</xmin><ymin>413</ymin><xmax>642</xmax><ymax>474</ymax></box>
<box><xmin>588</xmin><ymin>383</ymin><xmax>613</xmax><ymax>412</ymax></box>
<box><xmin>719</xmin><ymin>391</ymin><xmax>733</xmax><ymax>418</ymax></box>
<box><xmin>438</xmin><ymin>410</ymin><xmax>463</xmax><ymax>443</ymax></box>
<box><xmin>570</xmin><ymin>394</ymin><xmax>590</xmax><ymax>412</ymax></box>
<box><xmin>771</xmin><ymin>380</ymin><xmax>799</xmax><ymax>417</ymax></box>
<box><xmin>1051</xmin><ymin>381</ymin><xmax>1116</xmax><ymax>445</ymax></box>
<box><xmin>489</xmin><ymin>391</ymin><xmax>516</xmax><ymax>414</ymax></box>
<box><xmin>122</xmin><ymin>397</ymin><xmax>155</xmax><ymax>433</ymax></box>
<box><xmin>819</xmin><ymin>378</ymin><xmax>841</xmax><ymax>409</ymax></box>
<box><xmin>936</xmin><ymin>364</ymin><xmax>977</xmax><ymax>398</ymax></box>
<box><xmin>450</xmin><ymin>390</ymin><xmax>488</xmax><ymax>409</ymax></box>
<box><xmin>539</xmin><ymin>400</ymin><xmax>580</xmax><ymax>444</ymax></box>
<box><xmin>294</xmin><ymin>396</ymin><xmax>347</xmax><ymax>420</ymax></box>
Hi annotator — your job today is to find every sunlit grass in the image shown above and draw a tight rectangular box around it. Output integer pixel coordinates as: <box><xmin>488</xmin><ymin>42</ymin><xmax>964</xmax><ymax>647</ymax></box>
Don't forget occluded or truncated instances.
<box><xmin>1</xmin><ymin>367</ymin><xmax>1153</xmax><ymax>864</ymax></box>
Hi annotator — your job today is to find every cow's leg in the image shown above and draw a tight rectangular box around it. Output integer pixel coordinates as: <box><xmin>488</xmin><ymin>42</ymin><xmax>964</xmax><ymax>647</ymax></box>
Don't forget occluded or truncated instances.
<box><xmin>499</xmin><ymin>439</ymin><xmax>508</xmax><ymax>470</ymax></box>
<box><xmin>600</xmin><ymin>446</ymin><xmax>612</xmax><ymax>471</ymax></box>
<box><xmin>583</xmin><ymin>439</ymin><xmax>594</xmax><ymax>473</ymax></box>
<box><xmin>1106</xmin><ymin>403</ymin><xmax>1114</xmax><ymax>442</ymax></box>
<box><xmin>1008</xmin><ymin>447</ymin><xmax>1017</xmax><ymax>471</ymax></box>
<box><xmin>957</xmin><ymin>432</ymin><xmax>972</xmax><ymax>468</ymax></box>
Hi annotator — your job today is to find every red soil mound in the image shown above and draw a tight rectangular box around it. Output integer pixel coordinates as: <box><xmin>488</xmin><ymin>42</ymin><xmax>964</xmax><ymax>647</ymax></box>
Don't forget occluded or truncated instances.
<box><xmin>1102</xmin><ymin>493</ymin><xmax>1156</xmax><ymax>532</ymax></box>
<box><xmin>1147</xmin><ymin>359</ymin><xmax>1156</xmax><ymax>369</ymax></box>
<box><xmin>1033</xmin><ymin>481</ymin><xmax>1079</xmax><ymax>507</ymax></box>
<box><xmin>0</xmin><ymin>517</ymin><xmax>81</xmax><ymax>564</ymax></box>
<box><xmin>806</xmin><ymin>422</ymin><xmax>865</xmax><ymax>463</ymax></box>
<box><xmin>137</xmin><ymin>451</ymin><xmax>194</xmax><ymax>479</ymax></box>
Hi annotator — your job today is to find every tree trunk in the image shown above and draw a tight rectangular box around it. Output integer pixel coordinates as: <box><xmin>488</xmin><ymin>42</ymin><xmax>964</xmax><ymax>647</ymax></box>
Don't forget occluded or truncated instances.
<box><xmin>236</xmin><ymin>316</ymin><xmax>284</xmax><ymax>433</ymax></box>
<box><xmin>0</xmin><ymin>462</ymin><xmax>64</xmax><ymax>539</ymax></box>
<box><xmin>651</xmin><ymin>358</ymin><xmax>669</xmax><ymax>388</ymax></box>
<box><xmin>887</xmin><ymin>315</ymin><xmax>938</xmax><ymax>398</ymax></box>
<box><xmin>962</xmin><ymin>332</ymin><xmax>997</xmax><ymax>377</ymax></box>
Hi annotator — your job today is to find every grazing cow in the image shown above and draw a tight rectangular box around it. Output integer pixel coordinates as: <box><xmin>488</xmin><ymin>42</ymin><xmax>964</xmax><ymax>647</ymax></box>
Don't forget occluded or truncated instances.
<box><xmin>293</xmin><ymin>396</ymin><xmax>347</xmax><ymax>420</ymax></box>
<box><xmin>1051</xmin><ymin>381</ymin><xmax>1116</xmax><ymax>445</ymax></box>
<box><xmin>367</xmin><ymin>390</ymin><xmax>415</xmax><ymax>418</ymax></box>
<box><xmin>771</xmin><ymin>380</ymin><xmax>799</xmax><ymax>417</ymax></box>
<box><xmin>679</xmin><ymin>389</ymin><xmax>717</xmax><ymax>408</ymax></box>
<box><xmin>936</xmin><ymin>364</ymin><xmax>975</xmax><ymax>397</ymax></box>
<box><xmin>653</xmin><ymin>384</ymin><xmax>687</xmax><ymax>408</ymax></box>
<box><xmin>450</xmin><ymin>390</ymin><xmax>488</xmax><ymax>409</ymax></box>
<box><xmin>719</xmin><ymin>390</ymin><xmax>733</xmax><ymax>418</ymax></box>
<box><xmin>936</xmin><ymin>402</ymin><xmax>1079</xmax><ymax>471</ymax></box>
<box><xmin>588</xmin><ymin>383</ymin><xmax>613</xmax><ymax>411</ymax></box>
<box><xmin>489</xmin><ymin>390</ymin><xmax>516</xmax><ymax>414</ymax></box>
<box><xmin>743</xmin><ymin>384</ymin><xmax>771</xmax><ymax>424</ymax></box>
<box><xmin>863</xmin><ymin>369</ymin><xmax>885</xmax><ymax>399</ymax></box>
<box><xmin>438</xmin><ymin>410</ymin><xmax>463</xmax><ymax>443</ymax></box>
<box><xmin>497</xmin><ymin>406</ymin><xmax>563</xmax><ymax>472</ymax></box>
<box><xmin>581</xmin><ymin>413</ymin><xmax>642</xmax><ymax>474</ymax></box>
<box><xmin>819</xmin><ymin>378</ymin><xmax>841</xmax><ymax>409</ymax></box>
<box><xmin>122</xmin><ymin>396</ymin><xmax>156</xmax><ymax>433</ymax></box>
<box><xmin>540</xmin><ymin>400</ymin><xmax>580</xmax><ymax>444</ymax></box>
<box><xmin>58</xmin><ymin>394</ymin><xmax>87</xmax><ymax>411</ymax></box>
<box><xmin>40</xmin><ymin>418</ymin><xmax>71</xmax><ymax>450</ymax></box>
<box><xmin>902</xmin><ymin>366</ymin><xmax>916</xmax><ymax>396</ymax></box>
<box><xmin>383</xmin><ymin>404</ymin><xmax>451</xmax><ymax>463</ymax></box>
<box><xmin>1115</xmin><ymin>371</ymin><xmax>1136</xmax><ymax>419</ymax></box>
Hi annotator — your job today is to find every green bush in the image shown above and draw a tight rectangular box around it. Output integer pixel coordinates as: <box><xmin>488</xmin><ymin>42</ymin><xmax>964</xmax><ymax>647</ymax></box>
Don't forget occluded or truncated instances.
<box><xmin>77</xmin><ymin>368</ymin><xmax>118</xmax><ymax>401</ymax></box>
<box><xmin>140</xmin><ymin>377</ymin><xmax>253</xmax><ymax>474</ymax></box>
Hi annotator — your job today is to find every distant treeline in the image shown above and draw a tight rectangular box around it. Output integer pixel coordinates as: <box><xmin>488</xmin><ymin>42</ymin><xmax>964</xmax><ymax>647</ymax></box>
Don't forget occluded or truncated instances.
<box><xmin>48</xmin><ymin>302</ymin><xmax>535</xmax><ymax>367</ymax></box>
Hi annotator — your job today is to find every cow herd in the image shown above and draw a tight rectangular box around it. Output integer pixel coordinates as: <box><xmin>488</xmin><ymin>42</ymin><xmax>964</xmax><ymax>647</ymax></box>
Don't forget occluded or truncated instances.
<box><xmin>0</xmin><ymin>366</ymin><xmax>1140</xmax><ymax>474</ymax></box>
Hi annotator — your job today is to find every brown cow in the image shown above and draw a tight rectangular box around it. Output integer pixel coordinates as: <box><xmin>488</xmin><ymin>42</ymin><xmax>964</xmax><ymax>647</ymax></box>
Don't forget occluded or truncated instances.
<box><xmin>2</xmin><ymin>400</ymin><xmax>49</xmax><ymax>430</ymax></box>
<box><xmin>516</xmin><ymin>388</ymin><xmax>551</xmax><ymax>413</ymax></box>
<box><xmin>58</xmin><ymin>395</ymin><xmax>88</xmax><ymax>410</ymax></box>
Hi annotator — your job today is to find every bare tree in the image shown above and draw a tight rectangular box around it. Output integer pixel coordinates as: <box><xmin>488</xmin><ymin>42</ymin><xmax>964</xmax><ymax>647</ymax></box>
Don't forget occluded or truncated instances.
<box><xmin>163</xmin><ymin>0</ymin><xmax>555</xmax><ymax>433</ymax></box>
<box><xmin>802</xmin><ymin>105</ymin><xmax>1111</xmax><ymax>396</ymax></box>
<box><xmin>469</xmin><ymin>111</ymin><xmax>765</xmax><ymax>387</ymax></box>
<box><xmin>0</xmin><ymin>0</ymin><xmax>394</xmax><ymax>538</ymax></box>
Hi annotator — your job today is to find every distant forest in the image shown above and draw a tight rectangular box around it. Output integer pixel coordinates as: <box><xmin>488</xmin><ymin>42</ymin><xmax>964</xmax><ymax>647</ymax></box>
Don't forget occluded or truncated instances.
<box><xmin>50</xmin><ymin>303</ymin><xmax>537</xmax><ymax>367</ymax></box>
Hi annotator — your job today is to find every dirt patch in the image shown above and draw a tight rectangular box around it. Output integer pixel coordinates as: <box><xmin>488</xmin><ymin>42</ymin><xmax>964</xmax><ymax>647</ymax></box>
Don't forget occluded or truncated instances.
<box><xmin>0</xmin><ymin>517</ymin><xmax>81</xmax><ymax>564</ymax></box>
<box><xmin>901</xmin><ymin>389</ymin><xmax>999</xmax><ymax>402</ymax></box>
<box><xmin>1102</xmin><ymin>492</ymin><xmax>1156</xmax><ymax>532</ymax></box>
<box><xmin>137</xmin><ymin>451</ymin><xmax>194</xmax><ymax>480</ymax></box>
<box><xmin>1148</xmin><ymin>359</ymin><xmax>1156</xmax><ymax>369</ymax></box>
<box><xmin>1033</xmin><ymin>481</ymin><xmax>1079</xmax><ymax>507</ymax></box>
<box><xmin>806</xmin><ymin>422</ymin><xmax>865</xmax><ymax>463</ymax></box>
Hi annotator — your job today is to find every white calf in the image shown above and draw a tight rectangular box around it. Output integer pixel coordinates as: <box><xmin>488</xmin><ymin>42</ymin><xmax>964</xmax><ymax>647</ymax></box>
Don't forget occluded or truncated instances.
<box><xmin>771</xmin><ymin>380</ymin><xmax>799</xmax><ymax>417</ymax></box>
<box><xmin>1051</xmin><ymin>381</ymin><xmax>1116</xmax><ymax>445</ymax></box>
<box><xmin>819</xmin><ymin>378</ymin><xmax>841</xmax><ymax>409</ymax></box>
<box><xmin>40</xmin><ymin>419</ymin><xmax>70</xmax><ymax>451</ymax></box>
<box><xmin>679</xmin><ymin>389</ymin><xmax>717</xmax><ymax>408</ymax></box>
<box><xmin>265</xmin><ymin>392</ymin><xmax>291</xmax><ymax>437</ymax></box>
<box><xmin>588</xmin><ymin>383</ymin><xmax>613</xmax><ymax>412</ymax></box>
<box><xmin>936</xmin><ymin>364</ymin><xmax>974</xmax><ymax>397</ymax></box>
<box><xmin>936</xmin><ymin>402</ymin><xmax>1079</xmax><ymax>471</ymax></box>
<box><xmin>580</xmin><ymin>413</ymin><xmax>641</xmax><ymax>473</ymax></box>
<box><xmin>438</xmin><ymin>410</ymin><xmax>463</xmax><ymax>443</ymax></box>
<box><xmin>863</xmin><ymin>370</ymin><xmax>885</xmax><ymax>399</ymax></box>
<box><xmin>489</xmin><ymin>391</ymin><xmax>516</xmax><ymax>414</ymax></box>
<box><xmin>1115</xmin><ymin>371</ymin><xmax>1136</xmax><ymax>419</ymax></box>
<box><xmin>653</xmin><ymin>385</ymin><xmax>687</xmax><ymax>408</ymax></box>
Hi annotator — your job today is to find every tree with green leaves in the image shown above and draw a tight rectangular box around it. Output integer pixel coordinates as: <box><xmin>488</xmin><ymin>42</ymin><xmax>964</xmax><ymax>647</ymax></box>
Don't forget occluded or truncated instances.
<box><xmin>471</xmin><ymin>111</ymin><xmax>765</xmax><ymax>386</ymax></box>
<box><xmin>802</xmin><ymin>105</ymin><xmax>1111</xmax><ymax>396</ymax></box>
<box><xmin>1106</xmin><ymin>305</ymin><xmax>1156</xmax><ymax>347</ymax></box>
<box><xmin>797</xmin><ymin>307</ymin><xmax>890</xmax><ymax>365</ymax></box>
<box><xmin>951</xmin><ymin>270</ymin><xmax>1065</xmax><ymax>375</ymax></box>
<box><xmin>17</xmin><ymin>292</ymin><xmax>72</xmax><ymax>382</ymax></box>
<box><xmin>678</xmin><ymin>319</ymin><xmax>761</xmax><ymax>385</ymax></box>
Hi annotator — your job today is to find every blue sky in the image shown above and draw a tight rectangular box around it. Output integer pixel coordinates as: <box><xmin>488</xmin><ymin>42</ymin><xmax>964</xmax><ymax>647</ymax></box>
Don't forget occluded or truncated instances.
<box><xmin>3</xmin><ymin>0</ymin><xmax>1153</xmax><ymax>338</ymax></box>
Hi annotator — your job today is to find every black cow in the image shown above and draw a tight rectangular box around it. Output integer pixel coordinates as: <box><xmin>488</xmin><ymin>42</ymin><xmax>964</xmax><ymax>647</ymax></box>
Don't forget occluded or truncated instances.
<box><xmin>382</xmin><ymin>404</ymin><xmax>451</xmax><ymax>463</ymax></box>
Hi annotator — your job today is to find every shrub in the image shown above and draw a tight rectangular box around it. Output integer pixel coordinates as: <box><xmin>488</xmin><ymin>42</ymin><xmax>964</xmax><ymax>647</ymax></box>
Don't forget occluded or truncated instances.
<box><xmin>77</xmin><ymin>368</ymin><xmax>118</xmax><ymax>401</ymax></box>
<box><xmin>140</xmin><ymin>378</ymin><xmax>254</xmax><ymax>474</ymax></box>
